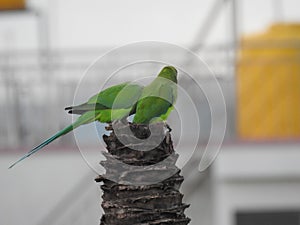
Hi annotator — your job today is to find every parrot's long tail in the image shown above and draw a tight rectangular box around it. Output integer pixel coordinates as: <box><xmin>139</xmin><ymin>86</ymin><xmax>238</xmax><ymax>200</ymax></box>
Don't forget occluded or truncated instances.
<box><xmin>8</xmin><ymin>125</ymin><xmax>74</xmax><ymax>169</ymax></box>
<box><xmin>8</xmin><ymin>111</ymin><xmax>97</xmax><ymax>169</ymax></box>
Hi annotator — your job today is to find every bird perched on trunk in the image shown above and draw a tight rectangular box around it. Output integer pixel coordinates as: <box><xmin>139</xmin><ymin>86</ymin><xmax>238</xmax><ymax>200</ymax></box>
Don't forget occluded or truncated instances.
<box><xmin>9</xmin><ymin>66</ymin><xmax>178</xmax><ymax>168</ymax></box>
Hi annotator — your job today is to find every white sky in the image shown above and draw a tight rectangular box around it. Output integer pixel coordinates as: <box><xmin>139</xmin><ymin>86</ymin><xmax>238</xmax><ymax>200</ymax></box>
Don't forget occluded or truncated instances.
<box><xmin>0</xmin><ymin>0</ymin><xmax>299</xmax><ymax>50</ymax></box>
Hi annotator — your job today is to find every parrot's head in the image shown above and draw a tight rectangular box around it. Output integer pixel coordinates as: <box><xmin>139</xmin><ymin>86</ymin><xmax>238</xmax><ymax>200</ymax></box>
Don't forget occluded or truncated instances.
<box><xmin>158</xmin><ymin>66</ymin><xmax>178</xmax><ymax>83</ymax></box>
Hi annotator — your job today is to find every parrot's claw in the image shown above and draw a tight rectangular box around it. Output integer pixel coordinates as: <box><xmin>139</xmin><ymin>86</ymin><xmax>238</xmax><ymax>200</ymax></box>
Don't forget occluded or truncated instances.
<box><xmin>165</xmin><ymin>123</ymin><xmax>172</xmax><ymax>132</ymax></box>
<box><xmin>105</xmin><ymin>123</ymin><xmax>113</xmax><ymax>131</ymax></box>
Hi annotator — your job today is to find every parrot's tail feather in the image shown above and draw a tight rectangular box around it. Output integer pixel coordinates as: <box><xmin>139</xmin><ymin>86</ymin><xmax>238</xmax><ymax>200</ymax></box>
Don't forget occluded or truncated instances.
<box><xmin>8</xmin><ymin>124</ymin><xmax>74</xmax><ymax>169</ymax></box>
<box><xmin>68</xmin><ymin>110</ymin><xmax>89</xmax><ymax>115</ymax></box>
<box><xmin>65</xmin><ymin>103</ymin><xmax>107</xmax><ymax>113</ymax></box>
<box><xmin>8</xmin><ymin>111</ymin><xmax>98</xmax><ymax>169</ymax></box>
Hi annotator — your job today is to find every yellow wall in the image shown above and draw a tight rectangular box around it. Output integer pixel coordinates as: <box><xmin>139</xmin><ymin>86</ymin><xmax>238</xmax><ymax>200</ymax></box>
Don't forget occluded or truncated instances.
<box><xmin>0</xmin><ymin>0</ymin><xmax>25</xmax><ymax>10</ymax></box>
<box><xmin>237</xmin><ymin>23</ymin><xmax>300</xmax><ymax>139</ymax></box>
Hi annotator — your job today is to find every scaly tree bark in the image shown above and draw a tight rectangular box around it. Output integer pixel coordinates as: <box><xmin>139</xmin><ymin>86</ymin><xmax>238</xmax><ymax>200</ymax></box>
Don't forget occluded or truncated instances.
<box><xmin>95</xmin><ymin>122</ymin><xmax>190</xmax><ymax>225</ymax></box>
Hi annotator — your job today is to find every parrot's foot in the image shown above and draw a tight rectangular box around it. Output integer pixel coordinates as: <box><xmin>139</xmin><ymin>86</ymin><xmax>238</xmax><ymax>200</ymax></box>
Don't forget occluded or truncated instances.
<box><xmin>165</xmin><ymin>123</ymin><xmax>172</xmax><ymax>132</ymax></box>
<box><xmin>105</xmin><ymin>123</ymin><xmax>113</xmax><ymax>131</ymax></box>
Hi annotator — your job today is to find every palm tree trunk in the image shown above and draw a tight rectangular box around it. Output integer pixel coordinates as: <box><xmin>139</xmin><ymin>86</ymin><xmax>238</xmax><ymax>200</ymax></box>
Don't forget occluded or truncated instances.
<box><xmin>95</xmin><ymin>122</ymin><xmax>190</xmax><ymax>225</ymax></box>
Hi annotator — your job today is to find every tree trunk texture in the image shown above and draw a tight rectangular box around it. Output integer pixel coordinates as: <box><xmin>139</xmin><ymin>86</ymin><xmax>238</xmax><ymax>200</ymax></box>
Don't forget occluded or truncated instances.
<box><xmin>95</xmin><ymin>122</ymin><xmax>190</xmax><ymax>225</ymax></box>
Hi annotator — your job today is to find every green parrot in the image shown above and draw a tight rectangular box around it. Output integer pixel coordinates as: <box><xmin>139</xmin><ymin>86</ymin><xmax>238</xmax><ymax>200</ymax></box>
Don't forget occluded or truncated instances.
<box><xmin>9</xmin><ymin>66</ymin><xmax>177</xmax><ymax>168</ymax></box>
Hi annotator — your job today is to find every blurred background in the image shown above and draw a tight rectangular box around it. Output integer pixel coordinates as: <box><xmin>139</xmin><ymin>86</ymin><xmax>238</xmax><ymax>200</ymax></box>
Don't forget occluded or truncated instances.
<box><xmin>1</xmin><ymin>0</ymin><xmax>300</xmax><ymax>225</ymax></box>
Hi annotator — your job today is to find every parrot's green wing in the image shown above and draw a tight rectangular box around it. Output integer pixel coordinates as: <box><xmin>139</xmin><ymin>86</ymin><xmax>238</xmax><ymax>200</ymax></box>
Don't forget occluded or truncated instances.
<box><xmin>89</xmin><ymin>82</ymin><xmax>143</xmax><ymax>109</ymax></box>
<box><xmin>159</xmin><ymin>81</ymin><xmax>177</xmax><ymax>120</ymax></box>
<box><xmin>66</xmin><ymin>83</ymin><xmax>143</xmax><ymax>114</ymax></box>
<box><xmin>133</xmin><ymin>83</ymin><xmax>175</xmax><ymax>124</ymax></box>
<box><xmin>159</xmin><ymin>105</ymin><xmax>174</xmax><ymax>121</ymax></box>
<box><xmin>96</xmin><ymin>108</ymin><xmax>133</xmax><ymax>123</ymax></box>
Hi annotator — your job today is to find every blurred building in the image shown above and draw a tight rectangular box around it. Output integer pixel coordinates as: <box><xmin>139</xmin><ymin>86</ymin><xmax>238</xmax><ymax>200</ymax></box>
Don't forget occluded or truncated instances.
<box><xmin>237</xmin><ymin>23</ymin><xmax>300</xmax><ymax>139</ymax></box>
